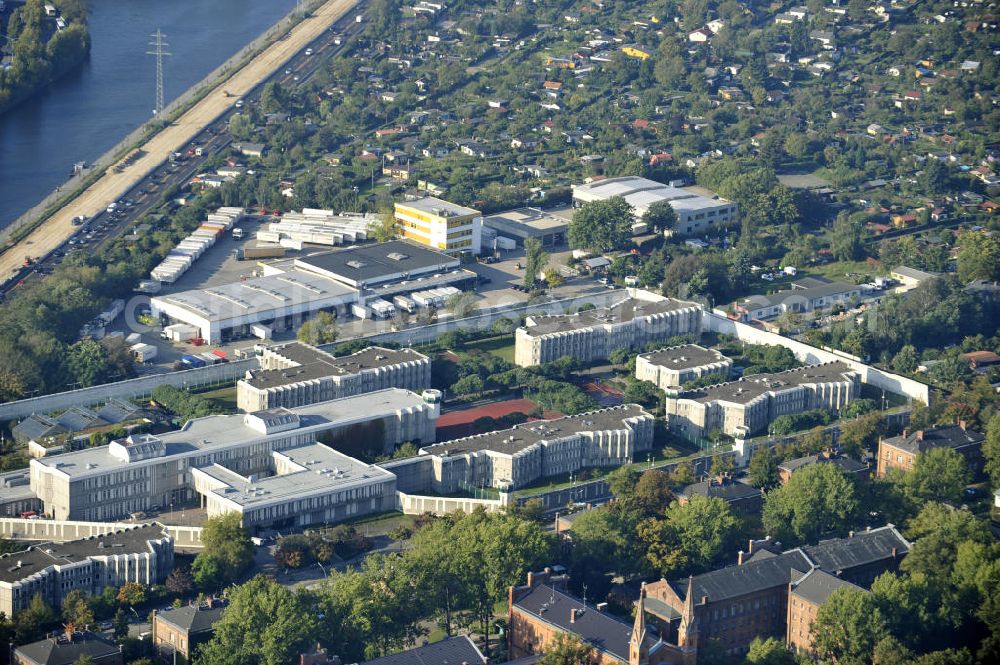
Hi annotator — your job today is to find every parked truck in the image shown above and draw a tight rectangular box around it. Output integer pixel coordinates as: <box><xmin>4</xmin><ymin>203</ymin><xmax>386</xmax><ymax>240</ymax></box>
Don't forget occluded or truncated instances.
<box><xmin>392</xmin><ymin>295</ymin><xmax>416</xmax><ymax>313</ymax></box>
<box><xmin>130</xmin><ymin>343</ymin><xmax>158</xmax><ymax>363</ymax></box>
<box><xmin>234</xmin><ymin>245</ymin><xmax>285</xmax><ymax>261</ymax></box>
<box><xmin>180</xmin><ymin>355</ymin><xmax>206</xmax><ymax>368</ymax></box>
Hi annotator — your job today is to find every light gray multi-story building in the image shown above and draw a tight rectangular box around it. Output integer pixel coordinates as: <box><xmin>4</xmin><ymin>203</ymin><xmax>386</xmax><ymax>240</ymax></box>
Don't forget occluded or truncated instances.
<box><xmin>0</xmin><ymin>524</ymin><xmax>173</xmax><ymax>617</ymax></box>
<box><xmin>236</xmin><ymin>342</ymin><xmax>431</xmax><ymax>412</ymax></box>
<box><xmin>636</xmin><ymin>344</ymin><xmax>733</xmax><ymax>390</ymax></box>
<box><xmin>27</xmin><ymin>389</ymin><xmax>439</xmax><ymax>522</ymax></box>
<box><xmin>514</xmin><ymin>291</ymin><xmax>702</xmax><ymax>367</ymax></box>
<box><xmin>664</xmin><ymin>361</ymin><xmax>860</xmax><ymax>440</ymax></box>
<box><xmin>418</xmin><ymin>404</ymin><xmax>655</xmax><ymax>492</ymax></box>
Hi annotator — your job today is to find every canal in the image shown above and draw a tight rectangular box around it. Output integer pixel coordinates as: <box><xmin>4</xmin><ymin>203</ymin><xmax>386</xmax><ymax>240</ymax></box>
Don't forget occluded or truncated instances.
<box><xmin>0</xmin><ymin>0</ymin><xmax>299</xmax><ymax>229</ymax></box>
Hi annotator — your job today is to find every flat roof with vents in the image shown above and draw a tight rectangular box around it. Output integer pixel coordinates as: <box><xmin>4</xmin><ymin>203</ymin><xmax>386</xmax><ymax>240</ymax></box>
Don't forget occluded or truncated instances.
<box><xmin>194</xmin><ymin>442</ymin><xmax>394</xmax><ymax>509</ymax></box>
<box><xmin>294</xmin><ymin>240</ymin><xmax>460</xmax><ymax>288</ymax></box>
<box><xmin>421</xmin><ymin>404</ymin><xmax>651</xmax><ymax>456</ymax></box>
<box><xmin>242</xmin><ymin>342</ymin><xmax>429</xmax><ymax>390</ymax></box>
<box><xmin>679</xmin><ymin>361</ymin><xmax>858</xmax><ymax>405</ymax></box>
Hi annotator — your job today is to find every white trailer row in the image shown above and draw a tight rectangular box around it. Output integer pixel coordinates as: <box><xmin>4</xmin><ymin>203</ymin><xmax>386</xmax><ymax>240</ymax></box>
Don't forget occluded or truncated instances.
<box><xmin>261</xmin><ymin>209</ymin><xmax>374</xmax><ymax>247</ymax></box>
<box><xmin>411</xmin><ymin>285</ymin><xmax>461</xmax><ymax>308</ymax></box>
<box><xmin>148</xmin><ymin>207</ymin><xmax>245</xmax><ymax>284</ymax></box>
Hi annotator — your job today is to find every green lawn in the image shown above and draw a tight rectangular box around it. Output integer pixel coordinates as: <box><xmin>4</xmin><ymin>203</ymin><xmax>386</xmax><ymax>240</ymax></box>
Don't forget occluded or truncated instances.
<box><xmin>461</xmin><ymin>335</ymin><xmax>516</xmax><ymax>364</ymax></box>
<box><xmin>196</xmin><ymin>386</ymin><xmax>238</xmax><ymax>412</ymax></box>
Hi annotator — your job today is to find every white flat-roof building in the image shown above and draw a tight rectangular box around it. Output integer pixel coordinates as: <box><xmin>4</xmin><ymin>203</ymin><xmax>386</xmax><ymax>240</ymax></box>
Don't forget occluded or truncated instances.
<box><xmin>572</xmin><ymin>176</ymin><xmax>738</xmax><ymax>237</ymax></box>
<box><xmin>192</xmin><ymin>442</ymin><xmax>397</xmax><ymax>530</ymax></box>
<box><xmin>150</xmin><ymin>241</ymin><xmax>473</xmax><ymax>344</ymax></box>
<box><xmin>26</xmin><ymin>389</ymin><xmax>438</xmax><ymax>522</ymax></box>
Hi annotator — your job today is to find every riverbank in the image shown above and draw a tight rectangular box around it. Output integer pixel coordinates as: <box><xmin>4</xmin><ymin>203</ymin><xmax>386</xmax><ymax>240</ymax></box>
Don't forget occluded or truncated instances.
<box><xmin>0</xmin><ymin>0</ymin><xmax>358</xmax><ymax>285</ymax></box>
<box><xmin>0</xmin><ymin>0</ymin><xmax>90</xmax><ymax>115</ymax></box>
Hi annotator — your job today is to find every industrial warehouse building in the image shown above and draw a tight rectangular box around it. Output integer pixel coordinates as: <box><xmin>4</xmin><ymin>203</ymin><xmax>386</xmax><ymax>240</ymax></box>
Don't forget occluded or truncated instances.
<box><xmin>664</xmin><ymin>361</ymin><xmax>860</xmax><ymax>440</ymax></box>
<box><xmin>236</xmin><ymin>342</ymin><xmax>431</xmax><ymax>412</ymax></box>
<box><xmin>572</xmin><ymin>176</ymin><xmax>739</xmax><ymax>237</ymax></box>
<box><xmin>514</xmin><ymin>291</ymin><xmax>703</xmax><ymax>366</ymax></box>
<box><xmin>0</xmin><ymin>524</ymin><xmax>173</xmax><ymax>617</ymax></box>
<box><xmin>481</xmin><ymin>207</ymin><xmax>571</xmax><ymax>248</ymax></box>
<box><xmin>418</xmin><ymin>404</ymin><xmax>655</xmax><ymax>492</ymax></box>
<box><xmin>393</xmin><ymin>196</ymin><xmax>482</xmax><ymax>257</ymax></box>
<box><xmin>26</xmin><ymin>389</ymin><xmax>439</xmax><ymax>522</ymax></box>
<box><xmin>636</xmin><ymin>344</ymin><xmax>734</xmax><ymax>390</ymax></box>
<box><xmin>150</xmin><ymin>240</ymin><xmax>475</xmax><ymax>344</ymax></box>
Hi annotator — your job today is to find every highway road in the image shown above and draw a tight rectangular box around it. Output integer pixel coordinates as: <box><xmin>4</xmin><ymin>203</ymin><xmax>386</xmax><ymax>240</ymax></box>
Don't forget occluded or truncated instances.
<box><xmin>0</xmin><ymin>0</ymin><xmax>362</xmax><ymax>289</ymax></box>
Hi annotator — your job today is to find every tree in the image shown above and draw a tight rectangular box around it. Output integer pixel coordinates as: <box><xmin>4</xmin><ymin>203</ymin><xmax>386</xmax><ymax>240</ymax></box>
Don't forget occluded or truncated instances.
<box><xmin>745</xmin><ymin>636</ymin><xmax>797</xmax><ymax>665</ymax></box>
<box><xmin>984</xmin><ymin>413</ymin><xmax>1000</xmax><ymax>491</ymax></box>
<box><xmin>369</xmin><ymin>210</ymin><xmax>397</xmax><ymax>242</ymax></box>
<box><xmin>165</xmin><ymin>567</ymin><xmax>194</xmax><ymax>597</ymax></box>
<box><xmin>892</xmin><ymin>345</ymin><xmax>919</xmax><ymax>373</ymax></box>
<box><xmin>67</xmin><ymin>339</ymin><xmax>110</xmax><ymax>387</ymax></box>
<box><xmin>634</xmin><ymin>470</ymin><xmax>674</xmax><ymax>516</ymax></box>
<box><xmin>539</xmin><ymin>632</ymin><xmax>595</xmax><ymax>664</ymax></box>
<box><xmin>73</xmin><ymin>656</ymin><xmax>96</xmax><ymax>665</ymax></box>
<box><xmin>838</xmin><ymin>412</ymin><xmax>883</xmax><ymax>459</ymax></box>
<box><xmin>193</xmin><ymin>513</ymin><xmax>254</xmax><ymax>589</ymax></box>
<box><xmin>113</xmin><ymin>607</ymin><xmax>129</xmax><ymax>640</ymax></box>
<box><xmin>451</xmin><ymin>374</ymin><xmax>485</xmax><ymax>396</ymax></box>
<box><xmin>623</xmin><ymin>379</ymin><xmax>662</xmax><ymax>409</ymax></box>
<box><xmin>642</xmin><ymin>200</ymin><xmax>677</xmax><ymax>234</ymax></box>
<box><xmin>524</xmin><ymin>237</ymin><xmax>548</xmax><ymax>290</ymax></box>
<box><xmin>811</xmin><ymin>587</ymin><xmax>889</xmax><ymax>665</ymax></box>
<box><xmin>117</xmin><ymin>582</ymin><xmax>146</xmax><ymax>607</ymax></box>
<box><xmin>569</xmin><ymin>197</ymin><xmax>634</xmax><ymax>252</ymax></box>
<box><xmin>956</xmin><ymin>232</ymin><xmax>1000</xmax><ymax>283</ymax></box>
<box><xmin>196</xmin><ymin>575</ymin><xmax>318</xmax><ymax>665</ymax></box>
<box><xmin>921</xmin><ymin>159</ymin><xmax>950</xmax><ymax>196</ymax></box>
<box><xmin>61</xmin><ymin>590</ymin><xmax>94</xmax><ymax>629</ymax></box>
<box><xmin>747</xmin><ymin>447</ymin><xmax>780</xmax><ymax>490</ymax></box>
<box><xmin>904</xmin><ymin>447</ymin><xmax>971</xmax><ymax>505</ymax></box>
<box><xmin>606</xmin><ymin>466</ymin><xmax>641</xmax><ymax>499</ymax></box>
<box><xmin>296</xmin><ymin>311</ymin><xmax>338</xmax><ymax>346</ymax></box>
<box><xmin>446</xmin><ymin>291</ymin><xmax>477</xmax><ymax>318</ymax></box>
<box><xmin>762</xmin><ymin>463</ymin><xmax>858</xmax><ymax>545</ymax></box>
<box><xmin>832</xmin><ymin>212</ymin><xmax>864</xmax><ymax>262</ymax></box>
<box><xmin>663</xmin><ymin>496</ymin><xmax>739</xmax><ymax>571</ymax></box>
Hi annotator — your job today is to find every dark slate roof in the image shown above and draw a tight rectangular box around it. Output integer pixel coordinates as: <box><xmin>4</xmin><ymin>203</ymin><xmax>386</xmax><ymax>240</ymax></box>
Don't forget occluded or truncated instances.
<box><xmin>155</xmin><ymin>602</ymin><xmax>227</xmax><ymax>636</ymax></box>
<box><xmin>779</xmin><ymin>454</ymin><xmax>868</xmax><ymax>475</ymax></box>
<box><xmin>96</xmin><ymin>398</ymin><xmax>145</xmax><ymax>424</ymax></box>
<box><xmin>361</xmin><ymin>635</ymin><xmax>486</xmax><ymax>665</ymax></box>
<box><xmin>881</xmin><ymin>424</ymin><xmax>984</xmax><ymax>455</ymax></box>
<box><xmin>15</xmin><ymin>633</ymin><xmax>120</xmax><ymax>665</ymax></box>
<box><xmin>666</xmin><ymin>526</ymin><xmax>908</xmax><ymax>605</ymax></box>
<box><xmin>677</xmin><ymin>478</ymin><xmax>762</xmax><ymax>503</ymax></box>
<box><xmin>12</xmin><ymin>415</ymin><xmax>66</xmax><ymax>443</ymax></box>
<box><xmin>513</xmin><ymin>584</ymin><xmax>655</xmax><ymax>662</ymax></box>
<box><xmin>790</xmin><ymin>568</ymin><xmax>863</xmax><ymax>605</ymax></box>
<box><xmin>669</xmin><ymin>550</ymin><xmax>813</xmax><ymax>604</ymax></box>
<box><xmin>803</xmin><ymin>526</ymin><xmax>909</xmax><ymax>573</ymax></box>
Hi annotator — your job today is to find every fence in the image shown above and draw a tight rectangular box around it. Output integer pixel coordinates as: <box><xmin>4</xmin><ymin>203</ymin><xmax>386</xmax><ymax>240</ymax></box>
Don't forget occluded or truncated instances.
<box><xmin>703</xmin><ymin>311</ymin><xmax>930</xmax><ymax>404</ymax></box>
<box><xmin>395</xmin><ymin>491</ymin><xmax>507</xmax><ymax>516</ymax></box>
<box><xmin>0</xmin><ymin>518</ymin><xmax>203</xmax><ymax>549</ymax></box>
<box><xmin>0</xmin><ymin>358</ymin><xmax>257</xmax><ymax>422</ymax></box>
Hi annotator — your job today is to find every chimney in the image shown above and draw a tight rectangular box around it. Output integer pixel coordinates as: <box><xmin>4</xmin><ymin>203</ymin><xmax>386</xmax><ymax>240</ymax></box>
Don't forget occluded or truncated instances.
<box><xmin>902</xmin><ymin>428</ymin><xmax>909</xmax><ymax>438</ymax></box>
<box><xmin>700</xmin><ymin>596</ymin><xmax>708</xmax><ymax>605</ymax></box>
<box><xmin>738</xmin><ymin>550</ymin><xmax>745</xmax><ymax>566</ymax></box>
<box><xmin>891</xmin><ymin>547</ymin><xmax>898</xmax><ymax>559</ymax></box>
<box><xmin>958</xmin><ymin>420</ymin><xmax>967</xmax><ymax>431</ymax></box>
<box><xmin>570</xmin><ymin>608</ymin><xmax>579</xmax><ymax>623</ymax></box>
<box><xmin>916</xmin><ymin>430</ymin><xmax>924</xmax><ymax>441</ymax></box>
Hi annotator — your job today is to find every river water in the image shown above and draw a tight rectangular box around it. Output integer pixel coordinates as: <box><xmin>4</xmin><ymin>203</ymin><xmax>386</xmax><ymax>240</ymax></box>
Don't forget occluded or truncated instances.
<box><xmin>0</xmin><ymin>0</ymin><xmax>299</xmax><ymax>229</ymax></box>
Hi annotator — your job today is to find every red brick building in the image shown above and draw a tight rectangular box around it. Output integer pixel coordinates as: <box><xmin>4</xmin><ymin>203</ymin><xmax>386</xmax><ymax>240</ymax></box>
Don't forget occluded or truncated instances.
<box><xmin>786</xmin><ymin>569</ymin><xmax>864</xmax><ymax>655</ymax></box>
<box><xmin>643</xmin><ymin>526</ymin><xmax>909</xmax><ymax>659</ymax></box>
<box><xmin>876</xmin><ymin>423</ymin><xmax>985</xmax><ymax>478</ymax></box>
<box><xmin>508</xmin><ymin>569</ymin><xmax>690</xmax><ymax>664</ymax></box>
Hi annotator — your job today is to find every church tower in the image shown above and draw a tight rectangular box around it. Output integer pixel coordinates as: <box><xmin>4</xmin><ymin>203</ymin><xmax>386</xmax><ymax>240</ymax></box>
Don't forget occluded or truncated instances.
<box><xmin>678</xmin><ymin>576</ymin><xmax>699</xmax><ymax>665</ymax></box>
<box><xmin>630</xmin><ymin>583</ymin><xmax>649</xmax><ymax>665</ymax></box>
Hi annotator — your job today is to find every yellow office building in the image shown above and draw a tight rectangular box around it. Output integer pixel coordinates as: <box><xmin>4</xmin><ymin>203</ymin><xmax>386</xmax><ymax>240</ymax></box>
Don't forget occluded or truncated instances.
<box><xmin>394</xmin><ymin>197</ymin><xmax>482</xmax><ymax>257</ymax></box>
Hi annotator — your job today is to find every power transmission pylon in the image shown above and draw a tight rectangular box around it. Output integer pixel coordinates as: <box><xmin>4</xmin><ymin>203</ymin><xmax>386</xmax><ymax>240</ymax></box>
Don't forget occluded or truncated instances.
<box><xmin>146</xmin><ymin>30</ymin><xmax>171</xmax><ymax>117</ymax></box>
